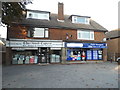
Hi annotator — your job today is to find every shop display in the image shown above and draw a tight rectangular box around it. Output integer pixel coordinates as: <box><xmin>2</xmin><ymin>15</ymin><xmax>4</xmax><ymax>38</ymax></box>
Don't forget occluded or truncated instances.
<box><xmin>34</xmin><ymin>55</ymin><xmax>38</xmax><ymax>63</ymax></box>
<box><xmin>41</xmin><ymin>56</ymin><xmax>45</xmax><ymax>63</ymax></box>
<box><xmin>51</xmin><ymin>54</ymin><xmax>56</xmax><ymax>62</ymax></box>
<box><xmin>12</xmin><ymin>59</ymin><xmax>18</xmax><ymax>64</ymax></box>
<box><xmin>25</xmin><ymin>56</ymin><xmax>30</xmax><ymax>64</ymax></box>
<box><xmin>82</xmin><ymin>51</ymin><xmax>86</xmax><ymax>61</ymax></box>
<box><xmin>86</xmin><ymin>50</ymin><xmax>102</xmax><ymax>60</ymax></box>
<box><xmin>98</xmin><ymin>50</ymin><xmax>102</xmax><ymax>59</ymax></box>
<box><xmin>93</xmin><ymin>50</ymin><xmax>98</xmax><ymax>60</ymax></box>
<box><xmin>18</xmin><ymin>60</ymin><xmax>23</xmax><ymax>64</ymax></box>
<box><xmin>56</xmin><ymin>55</ymin><xmax>60</xmax><ymax>62</ymax></box>
<box><xmin>67</xmin><ymin>50</ymin><xmax>82</xmax><ymax>61</ymax></box>
<box><xmin>12</xmin><ymin>51</ymin><xmax>39</xmax><ymax>64</ymax></box>
<box><xmin>51</xmin><ymin>54</ymin><xmax>60</xmax><ymax>63</ymax></box>
<box><xmin>12</xmin><ymin>48</ymin><xmax>60</xmax><ymax>64</ymax></box>
<box><xmin>86</xmin><ymin>50</ymin><xmax>92</xmax><ymax>60</ymax></box>
<box><xmin>30</xmin><ymin>56</ymin><xmax>34</xmax><ymax>64</ymax></box>
<box><xmin>67</xmin><ymin>49</ymin><xmax>103</xmax><ymax>61</ymax></box>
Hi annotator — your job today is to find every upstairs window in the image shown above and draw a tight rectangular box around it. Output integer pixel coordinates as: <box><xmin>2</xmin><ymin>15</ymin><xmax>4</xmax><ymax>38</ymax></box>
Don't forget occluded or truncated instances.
<box><xmin>72</xmin><ymin>16</ymin><xmax>89</xmax><ymax>24</ymax></box>
<box><xmin>77</xmin><ymin>30</ymin><xmax>94</xmax><ymax>40</ymax></box>
<box><xmin>33</xmin><ymin>28</ymin><xmax>49</xmax><ymax>38</ymax></box>
<box><xmin>26</xmin><ymin>11</ymin><xmax>49</xmax><ymax>20</ymax></box>
<box><xmin>27</xmin><ymin>28</ymin><xmax>49</xmax><ymax>38</ymax></box>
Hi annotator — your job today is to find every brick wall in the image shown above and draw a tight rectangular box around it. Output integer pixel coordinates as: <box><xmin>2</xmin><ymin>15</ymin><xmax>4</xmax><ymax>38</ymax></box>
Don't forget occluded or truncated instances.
<box><xmin>94</xmin><ymin>32</ymin><xmax>106</xmax><ymax>41</ymax></box>
<box><xmin>49</xmin><ymin>28</ymin><xmax>77</xmax><ymax>40</ymax></box>
<box><xmin>8</xmin><ymin>25</ymin><xmax>27</xmax><ymax>39</ymax></box>
<box><xmin>8</xmin><ymin>26</ymin><xmax>106</xmax><ymax>42</ymax></box>
<box><xmin>107</xmin><ymin>38</ymin><xmax>120</xmax><ymax>61</ymax></box>
<box><xmin>107</xmin><ymin>38</ymin><xmax>119</xmax><ymax>53</ymax></box>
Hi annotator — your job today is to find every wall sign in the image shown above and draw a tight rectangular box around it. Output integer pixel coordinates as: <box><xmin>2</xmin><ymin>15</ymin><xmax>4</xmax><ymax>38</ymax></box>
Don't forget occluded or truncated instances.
<box><xmin>66</xmin><ymin>43</ymin><xmax>107</xmax><ymax>48</ymax></box>
<box><xmin>6</xmin><ymin>41</ymin><xmax>64</xmax><ymax>47</ymax></box>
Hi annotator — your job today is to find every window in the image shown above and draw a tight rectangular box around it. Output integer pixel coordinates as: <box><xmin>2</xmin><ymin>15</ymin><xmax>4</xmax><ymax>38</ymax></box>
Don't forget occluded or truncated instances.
<box><xmin>77</xmin><ymin>30</ymin><xmax>94</xmax><ymax>40</ymax></box>
<box><xmin>26</xmin><ymin>11</ymin><xmax>49</xmax><ymax>20</ymax></box>
<box><xmin>72</xmin><ymin>16</ymin><xmax>89</xmax><ymax>24</ymax></box>
<box><xmin>86</xmin><ymin>50</ymin><xmax>102</xmax><ymax>60</ymax></box>
<box><xmin>33</xmin><ymin>28</ymin><xmax>49</xmax><ymax>38</ymax></box>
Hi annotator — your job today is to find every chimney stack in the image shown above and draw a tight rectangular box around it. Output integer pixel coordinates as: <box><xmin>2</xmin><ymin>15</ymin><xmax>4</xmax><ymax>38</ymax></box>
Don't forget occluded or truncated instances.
<box><xmin>58</xmin><ymin>2</ymin><xmax>64</xmax><ymax>20</ymax></box>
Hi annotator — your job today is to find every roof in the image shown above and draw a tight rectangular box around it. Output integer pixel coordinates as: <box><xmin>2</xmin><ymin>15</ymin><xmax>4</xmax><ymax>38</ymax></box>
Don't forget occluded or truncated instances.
<box><xmin>12</xmin><ymin>13</ymin><xmax>108</xmax><ymax>32</ymax></box>
<box><xmin>106</xmin><ymin>29</ymin><xmax>120</xmax><ymax>39</ymax></box>
<box><xmin>69</xmin><ymin>15</ymin><xmax>91</xmax><ymax>18</ymax></box>
<box><xmin>26</xmin><ymin>9</ymin><xmax>50</xmax><ymax>13</ymax></box>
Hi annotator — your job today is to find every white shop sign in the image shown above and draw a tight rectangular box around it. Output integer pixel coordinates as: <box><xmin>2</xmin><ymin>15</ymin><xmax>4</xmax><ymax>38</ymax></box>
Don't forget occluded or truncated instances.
<box><xmin>6</xmin><ymin>41</ymin><xmax>64</xmax><ymax>47</ymax></box>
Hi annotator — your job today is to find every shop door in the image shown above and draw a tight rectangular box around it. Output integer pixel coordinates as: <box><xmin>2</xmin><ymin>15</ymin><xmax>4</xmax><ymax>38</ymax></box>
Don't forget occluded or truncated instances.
<box><xmin>40</xmin><ymin>48</ymin><xmax>47</xmax><ymax>63</ymax></box>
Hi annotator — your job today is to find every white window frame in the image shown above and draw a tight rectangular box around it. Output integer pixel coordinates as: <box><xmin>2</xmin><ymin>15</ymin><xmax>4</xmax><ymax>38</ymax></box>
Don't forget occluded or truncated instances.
<box><xmin>77</xmin><ymin>30</ymin><xmax>94</xmax><ymax>40</ymax></box>
<box><xmin>72</xmin><ymin>16</ymin><xmax>89</xmax><ymax>24</ymax></box>
<box><xmin>33</xmin><ymin>28</ymin><xmax>49</xmax><ymax>38</ymax></box>
<box><xmin>26</xmin><ymin>11</ymin><xmax>49</xmax><ymax>20</ymax></box>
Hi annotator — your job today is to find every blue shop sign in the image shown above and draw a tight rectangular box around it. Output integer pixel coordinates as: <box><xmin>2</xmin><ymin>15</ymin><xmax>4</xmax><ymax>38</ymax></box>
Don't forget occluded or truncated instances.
<box><xmin>66</xmin><ymin>43</ymin><xmax>107</xmax><ymax>48</ymax></box>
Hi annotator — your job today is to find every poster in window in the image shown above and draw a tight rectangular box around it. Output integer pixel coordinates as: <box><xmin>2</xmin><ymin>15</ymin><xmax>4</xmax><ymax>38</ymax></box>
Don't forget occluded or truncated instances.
<box><xmin>98</xmin><ymin>50</ymin><xmax>102</xmax><ymax>54</ymax></box>
<box><xmin>98</xmin><ymin>55</ymin><xmax>102</xmax><ymax>60</ymax></box>
<box><xmin>93</xmin><ymin>50</ymin><xmax>98</xmax><ymax>60</ymax></box>
<box><xmin>86</xmin><ymin>50</ymin><xmax>92</xmax><ymax>60</ymax></box>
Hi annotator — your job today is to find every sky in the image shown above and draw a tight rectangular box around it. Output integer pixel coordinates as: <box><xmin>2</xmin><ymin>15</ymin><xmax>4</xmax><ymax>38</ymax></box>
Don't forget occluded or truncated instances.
<box><xmin>0</xmin><ymin>0</ymin><xmax>119</xmax><ymax>38</ymax></box>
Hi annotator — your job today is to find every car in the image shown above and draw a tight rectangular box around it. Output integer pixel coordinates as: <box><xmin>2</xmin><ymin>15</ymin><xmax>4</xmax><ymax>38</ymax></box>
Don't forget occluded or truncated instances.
<box><xmin>116</xmin><ymin>57</ymin><xmax>120</xmax><ymax>62</ymax></box>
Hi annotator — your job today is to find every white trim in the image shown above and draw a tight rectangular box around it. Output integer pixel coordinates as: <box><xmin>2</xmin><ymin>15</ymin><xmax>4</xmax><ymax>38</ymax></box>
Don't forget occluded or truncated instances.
<box><xmin>57</xmin><ymin>19</ymin><xmax>64</xmax><ymax>22</ymax></box>
<box><xmin>26</xmin><ymin>11</ymin><xmax>49</xmax><ymax>20</ymax></box>
<box><xmin>77</xmin><ymin>30</ymin><xmax>94</xmax><ymax>40</ymax></box>
<box><xmin>72</xmin><ymin>16</ymin><xmax>89</xmax><ymax>24</ymax></box>
<box><xmin>12</xmin><ymin>48</ymin><xmax>38</xmax><ymax>50</ymax></box>
<box><xmin>50</xmin><ymin>48</ymin><xmax>61</xmax><ymax>50</ymax></box>
<box><xmin>9</xmin><ymin>39</ymin><xmax>63</xmax><ymax>42</ymax></box>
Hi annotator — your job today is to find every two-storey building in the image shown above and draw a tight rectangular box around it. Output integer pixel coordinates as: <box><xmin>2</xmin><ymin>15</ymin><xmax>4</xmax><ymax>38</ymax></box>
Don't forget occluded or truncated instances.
<box><xmin>106</xmin><ymin>29</ymin><xmax>120</xmax><ymax>61</ymax></box>
<box><xmin>5</xmin><ymin>3</ymin><xmax>108</xmax><ymax>65</ymax></box>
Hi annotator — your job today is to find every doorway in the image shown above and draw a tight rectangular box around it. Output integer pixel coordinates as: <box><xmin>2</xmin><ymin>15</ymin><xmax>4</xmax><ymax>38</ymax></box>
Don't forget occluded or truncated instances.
<box><xmin>38</xmin><ymin>47</ymin><xmax>50</xmax><ymax>63</ymax></box>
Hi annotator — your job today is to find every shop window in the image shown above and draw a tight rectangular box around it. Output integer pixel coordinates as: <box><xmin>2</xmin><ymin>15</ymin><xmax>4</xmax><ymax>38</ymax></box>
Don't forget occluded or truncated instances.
<box><xmin>50</xmin><ymin>50</ymin><xmax>61</xmax><ymax>63</ymax></box>
<box><xmin>12</xmin><ymin>50</ymin><xmax>38</xmax><ymax>64</ymax></box>
<box><xmin>86</xmin><ymin>50</ymin><xmax>103</xmax><ymax>60</ymax></box>
<box><xmin>77</xmin><ymin>30</ymin><xmax>94</xmax><ymax>40</ymax></box>
<box><xmin>86</xmin><ymin>50</ymin><xmax>92</xmax><ymax>60</ymax></box>
<box><xmin>66</xmin><ymin>49</ymin><xmax>83</xmax><ymax>61</ymax></box>
<box><xmin>67</xmin><ymin>49</ymin><xmax>103</xmax><ymax>61</ymax></box>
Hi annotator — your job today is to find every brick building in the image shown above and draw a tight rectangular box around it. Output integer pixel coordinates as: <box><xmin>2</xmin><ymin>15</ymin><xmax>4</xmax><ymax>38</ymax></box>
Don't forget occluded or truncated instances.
<box><xmin>106</xmin><ymin>29</ymin><xmax>120</xmax><ymax>61</ymax></box>
<box><xmin>5</xmin><ymin>3</ymin><xmax>108</xmax><ymax>65</ymax></box>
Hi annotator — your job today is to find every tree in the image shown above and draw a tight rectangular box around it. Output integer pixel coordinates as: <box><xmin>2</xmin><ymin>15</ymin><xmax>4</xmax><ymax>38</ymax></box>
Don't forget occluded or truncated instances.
<box><xmin>2</xmin><ymin>1</ymin><xmax>32</xmax><ymax>27</ymax></box>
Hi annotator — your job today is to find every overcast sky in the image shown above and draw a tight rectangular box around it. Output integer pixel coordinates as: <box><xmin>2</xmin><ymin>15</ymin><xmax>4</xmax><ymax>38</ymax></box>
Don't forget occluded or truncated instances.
<box><xmin>26</xmin><ymin>0</ymin><xmax>119</xmax><ymax>31</ymax></box>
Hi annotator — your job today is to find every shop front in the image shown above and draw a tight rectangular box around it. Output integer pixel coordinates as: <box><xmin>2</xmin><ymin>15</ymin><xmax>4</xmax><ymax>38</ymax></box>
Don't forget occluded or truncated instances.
<box><xmin>66</xmin><ymin>42</ymin><xmax>107</xmax><ymax>61</ymax></box>
<box><xmin>6</xmin><ymin>39</ymin><xmax>64</xmax><ymax>64</ymax></box>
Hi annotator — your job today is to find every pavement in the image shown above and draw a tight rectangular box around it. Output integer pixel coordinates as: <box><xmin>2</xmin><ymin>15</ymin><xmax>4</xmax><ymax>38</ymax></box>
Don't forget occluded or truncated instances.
<box><xmin>2</xmin><ymin>61</ymin><xmax>119</xmax><ymax>88</ymax></box>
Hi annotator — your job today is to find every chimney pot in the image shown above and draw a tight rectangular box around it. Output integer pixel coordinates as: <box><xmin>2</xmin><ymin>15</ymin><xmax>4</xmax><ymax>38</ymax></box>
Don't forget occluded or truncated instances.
<box><xmin>58</xmin><ymin>2</ymin><xmax>64</xmax><ymax>20</ymax></box>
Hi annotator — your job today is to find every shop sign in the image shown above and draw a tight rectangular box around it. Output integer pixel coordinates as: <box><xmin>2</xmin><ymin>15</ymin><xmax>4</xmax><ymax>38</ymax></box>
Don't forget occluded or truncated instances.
<box><xmin>6</xmin><ymin>41</ymin><xmax>64</xmax><ymax>47</ymax></box>
<box><xmin>66</xmin><ymin>43</ymin><xmax>107</xmax><ymax>48</ymax></box>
